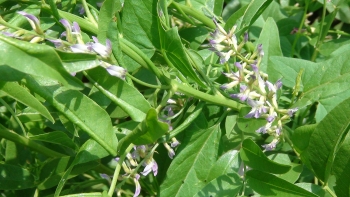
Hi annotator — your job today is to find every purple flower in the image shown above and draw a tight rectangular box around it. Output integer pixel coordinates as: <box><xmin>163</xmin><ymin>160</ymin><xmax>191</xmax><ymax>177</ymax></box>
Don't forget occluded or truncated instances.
<box><xmin>141</xmin><ymin>159</ymin><xmax>158</xmax><ymax>176</ymax></box>
<box><xmin>266</xmin><ymin>79</ymin><xmax>282</xmax><ymax>93</ymax></box>
<box><xmin>17</xmin><ymin>11</ymin><xmax>43</xmax><ymax>34</ymax></box>
<box><xmin>257</xmin><ymin>44</ymin><xmax>264</xmax><ymax>57</ymax></box>
<box><xmin>106</xmin><ymin>65</ymin><xmax>127</xmax><ymax>80</ymax></box>
<box><xmin>288</xmin><ymin>108</ymin><xmax>298</xmax><ymax>117</ymax></box>
<box><xmin>262</xmin><ymin>139</ymin><xmax>278</xmax><ymax>151</ymax></box>
<box><xmin>256</xmin><ymin>122</ymin><xmax>272</xmax><ymax>134</ymax></box>
<box><xmin>47</xmin><ymin>39</ymin><xmax>64</xmax><ymax>48</ymax></box>
<box><xmin>133</xmin><ymin>174</ymin><xmax>141</xmax><ymax>197</ymax></box>
<box><xmin>171</xmin><ymin>138</ymin><xmax>180</xmax><ymax>148</ymax></box>
<box><xmin>70</xmin><ymin>43</ymin><xmax>93</xmax><ymax>53</ymax></box>
<box><xmin>220</xmin><ymin>71</ymin><xmax>240</xmax><ymax>90</ymax></box>
<box><xmin>132</xmin><ymin>145</ymin><xmax>147</xmax><ymax>160</ymax></box>
<box><xmin>91</xmin><ymin>36</ymin><xmax>112</xmax><ymax>58</ymax></box>
<box><xmin>245</xmin><ymin>98</ymin><xmax>269</xmax><ymax>118</ymax></box>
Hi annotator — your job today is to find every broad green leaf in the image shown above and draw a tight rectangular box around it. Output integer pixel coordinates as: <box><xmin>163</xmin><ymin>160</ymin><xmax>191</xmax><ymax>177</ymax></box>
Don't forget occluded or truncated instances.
<box><xmin>179</xmin><ymin>27</ymin><xmax>210</xmax><ymax>50</ymax></box>
<box><xmin>24</xmin><ymin>76</ymin><xmax>118</xmax><ymax>156</ymax></box>
<box><xmin>132</xmin><ymin>108</ymin><xmax>169</xmax><ymax>145</ymax></box>
<box><xmin>0</xmin><ymin>164</ymin><xmax>35</xmax><ymax>190</ymax></box>
<box><xmin>331</xmin><ymin>133</ymin><xmax>350</xmax><ymax>197</ymax></box>
<box><xmin>97</xmin><ymin>0</ymin><xmax>122</xmax><ymax>42</ymax></box>
<box><xmin>0</xmin><ymin>81</ymin><xmax>54</xmax><ymax>122</ymax></box>
<box><xmin>269</xmin><ymin>56</ymin><xmax>318</xmax><ymax>89</ymax></box>
<box><xmin>86</xmin><ymin>66</ymin><xmax>151</xmax><ymax>122</ymax></box>
<box><xmin>306</xmin><ymin>97</ymin><xmax>350</xmax><ymax>183</ymax></box>
<box><xmin>224</xmin><ymin>4</ymin><xmax>249</xmax><ymax>31</ymax></box>
<box><xmin>319</xmin><ymin>38</ymin><xmax>350</xmax><ymax>57</ymax></box>
<box><xmin>277</xmin><ymin>163</ymin><xmax>303</xmax><ymax>183</ymax></box>
<box><xmin>292</xmin><ymin>124</ymin><xmax>317</xmax><ymax>153</ymax></box>
<box><xmin>236</xmin><ymin>0</ymin><xmax>273</xmax><ymax>35</ymax></box>
<box><xmin>38</xmin><ymin>156</ymin><xmax>99</xmax><ymax>190</ymax></box>
<box><xmin>55</xmin><ymin>50</ymin><xmax>100</xmax><ymax>74</ymax></box>
<box><xmin>194</xmin><ymin>173</ymin><xmax>242</xmax><ymax>197</ymax></box>
<box><xmin>257</xmin><ymin>17</ymin><xmax>283</xmax><ymax>83</ymax></box>
<box><xmin>206</xmin><ymin>150</ymin><xmax>240</xmax><ymax>182</ymax></box>
<box><xmin>159</xmin><ymin>123</ymin><xmax>221</xmax><ymax>196</ymax></box>
<box><xmin>122</xmin><ymin>0</ymin><xmax>160</xmax><ymax>57</ymax></box>
<box><xmin>240</xmin><ymin>139</ymin><xmax>291</xmax><ymax>174</ymax></box>
<box><xmin>296</xmin><ymin>183</ymin><xmax>329</xmax><ymax>197</ymax></box>
<box><xmin>293</xmin><ymin>46</ymin><xmax>350</xmax><ymax>121</ymax></box>
<box><xmin>246</xmin><ymin>170</ymin><xmax>318</xmax><ymax>197</ymax></box>
<box><xmin>0</xmin><ymin>35</ymin><xmax>83</xmax><ymax>90</ymax></box>
<box><xmin>29</xmin><ymin>131</ymin><xmax>77</xmax><ymax>150</ymax></box>
<box><xmin>159</xmin><ymin>27</ymin><xmax>206</xmax><ymax>87</ymax></box>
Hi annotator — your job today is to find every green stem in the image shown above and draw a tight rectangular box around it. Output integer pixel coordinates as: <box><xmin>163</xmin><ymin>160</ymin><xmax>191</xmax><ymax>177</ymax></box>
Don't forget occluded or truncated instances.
<box><xmin>108</xmin><ymin>143</ymin><xmax>134</xmax><ymax>196</ymax></box>
<box><xmin>324</xmin><ymin>185</ymin><xmax>337</xmax><ymax>197</ymax></box>
<box><xmin>0</xmin><ymin>124</ymin><xmax>66</xmax><ymax>157</ymax></box>
<box><xmin>173</xmin><ymin>81</ymin><xmax>242</xmax><ymax>110</ymax></box>
<box><xmin>126</xmin><ymin>73</ymin><xmax>168</xmax><ymax>89</ymax></box>
<box><xmin>170</xmin><ymin>2</ymin><xmax>215</xmax><ymax>29</ymax></box>
<box><xmin>161</xmin><ymin>49</ymin><xmax>188</xmax><ymax>83</ymax></box>
<box><xmin>291</xmin><ymin>1</ymin><xmax>309</xmax><ymax>57</ymax></box>
<box><xmin>311</xmin><ymin>0</ymin><xmax>327</xmax><ymax>61</ymax></box>
<box><xmin>0</xmin><ymin>98</ymin><xmax>26</xmax><ymax>136</ymax></box>
<box><xmin>81</xmin><ymin>0</ymin><xmax>98</xmax><ymax>27</ymax></box>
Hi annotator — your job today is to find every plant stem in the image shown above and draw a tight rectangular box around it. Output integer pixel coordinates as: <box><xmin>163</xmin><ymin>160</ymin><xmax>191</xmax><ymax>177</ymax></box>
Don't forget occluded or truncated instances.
<box><xmin>126</xmin><ymin>73</ymin><xmax>168</xmax><ymax>89</ymax></box>
<box><xmin>291</xmin><ymin>0</ymin><xmax>309</xmax><ymax>57</ymax></box>
<box><xmin>170</xmin><ymin>2</ymin><xmax>215</xmax><ymax>29</ymax></box>
<box><xmin>80</xmin><ymin>0</ymin><xmax>98</xmax><ymax>27</ymax></box>
<box><xmin>0</xmin><ymin>124</ymin><xmax>66</xmax><ymax>157</ymax></box>
<box><xmin>108</xmin><ymin>143</ymin><xmax>134</xmax><ymax>196</ymax></box>
<box><xmin>0</xmin><ymin>98</ymin><xmax>26</xmax><ymax>136</ymax></box>
<box><xmin>311</xmin><ymin>0</ymin><xmax>327</xmax><ymax>61</ymax></box>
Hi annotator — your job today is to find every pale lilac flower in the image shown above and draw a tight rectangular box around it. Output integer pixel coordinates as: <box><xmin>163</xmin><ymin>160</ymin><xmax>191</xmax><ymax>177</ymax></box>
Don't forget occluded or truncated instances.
<box><xmin>256</xmin><ymin>122</ymin><xmax>272</xmax><ymax>134</ymax></box>
<box><xmin>47</xmin><ymin>39</ymin><xmax>64</xmax><ymax>48</ymax></box>
<box><xmin>141</xmin><ymin>158</ymin><xmax>158</xmax><ymax>176</ymax></box>
<box><xmin>220</xmin><ymin>71</ymin><xmax>240</xmax><ymax>90</ymax></box>
<box><xmin>17</xmin><ymin>11</ymin><xmax>43</xmax><ymax>34</ymax></box>
<box><xmin>91</xmin><ymin>36</ymin><xmax>112</xmax><ymax>58</ymax></box>
<box><xmin>164</xmin><ymin>142</ymin><xmax>176</xmax><ymax>159</ymax></box>
<box><xmin>106</xmin><ymin>65</ymin><xmax>127</xmax><ymax>80</ymax></box>
<box><xmin>170</xmin><ymin>138</ymin><xmax>180</xmax><ymax>148</ymax></box>
<box><xmin>257</xmin><ymin>44</ymin><xmax>264</xmax><ymax>57</ymax></box>
<box><xmin>230</xmin><ymin>85</ymin><xmax>261</xmax><ymax>102</ymax></box>
<box><xmin>245</xmin><ymin>98</ymin><xmax>269</xmax><ymax>118</ymax></box>
<box><xmin>132</xmin><ymin>145</ymin><xmax>147</xmax><ymax>160</ymax></box>
<box><xmin>70</xmin><ymin>43</ymin><xmax>92</xmax><ymax>53</ymax></box>
<box><xmin>133</xmin><ymin>174</ymin><xmax>141</xmax><ymax>197</ymax></box>
<box><xmin>288</xmin><ymin>108</ymin><xmax>298</xmax><ymax>117</ymax></box>
<box><xmin>266</xmin><ymin>79</ymin><xmax>282</xmax><ymax>93</ymax></box>
<box><xmin>100</xmin><ymin>174</ymin><xmax>111</xmax><ymax>182</ymax></box>
<box><xmin>262</xmin><ymin>138</ymin><xmax>279</xmax><ymax>151</ymax></box>
<box><xmin>244</xmin><ymin>32</ymin><xmax>249</xmax><ymax>43</ymax></box>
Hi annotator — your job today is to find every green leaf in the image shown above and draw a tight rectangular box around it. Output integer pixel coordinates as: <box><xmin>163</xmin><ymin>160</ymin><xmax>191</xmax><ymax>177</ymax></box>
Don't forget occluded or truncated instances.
<box><xmin>160</xmin><ymin>27</ymin><xmax>206</xmax><ymax>87</ymax></box>
<box><xmin>29</xmin><ymin>131</ymin><xmax>77</xmax><ymax>150</ymax></box>
<box><xmin>24</xmin><ymin>76</ymin><xmax>118</xmax><ymax>156</ymax></box>
<box><xmin>246</xmin><ymin>170</ymin><xmax>318</xmax><ymax>197</ymax></box>
<box><xmin>240</xmin><ymin>139</ymin><xmax>291</xmax><ymax>174</ymax></box>
<box><xmin>236</xmin><ymin>0</ymin><xmax>273</xmax><ymax>35</ymax></box>
<box><xmin>60</xmin><ymin>193</ymin><xmax>102</xmax><ymax>197</ymax></box>
<box><xmin>292</xmin><ymin>124</ymin><xmax>317</xmax><ymax>153</ymax></box>
<box><xmin>97</xmin><ymin>0</ymin><xmax>122</xmax><ymax>42</ymax></box>
<box><xmin>206</xmin><ymin>150</ymin><xmax>240</xmax><ymax>182</ymax></box>
<box><xmin>306</xmin><ymin>97</ymin><xmax>350</xmax><ymax>183</ymax></box>
<box><xmin>295</xmin><ymin>183</ymin><xmax>329</xmax><ymax>197</ymax></box>
<box><xmin>0</xmin><ymin>164</ymin><xmax>35</xmax><ymax>190</ymax></box>
<box><xmin>0</xmin><ymin>81</ymin><xmax>54</xmax><ymax>122</ymax></box>
<box><xmin>194</xmin><ymin>173</ymin><xmax>242</xmax><ymax>197</ymax></box>
<box><xmin>55</xmin><ymin>50</ymin><xmax>100</xmax><ymax>74</ymax></box>
<box><xmin>132</xmin><ymin>108</ymin><xmax>169</xmax><ymax>145</ymax></box>
<box><xmin>332</xmin><ymin>133</ymin><xmax>350</xmax><ymax>197</ymax></box>
<box><xmin>293</xmin><ymin>46</ymin><xmax>350</xmax><ymax>121</ymax></box>
<box><xmin>38</xmin><ymin>156</ymin><xmax>99</xmax><ymax>190</ymax></box>
<box><xmin>159</xmin><ymin>124</ymin><xmax>221</xmax><ymax>196</ymax></box>
<box><xmin>269</xmin><ymin>56</ymin><xmax>318</xmax><ymax>89</ymax></box>
<box><xmin>122</xmin><ymin>0</ymin><xmax>160</xmax><ymax>57</ymax></box>
<box><xmin>55</xmin><ymin>139</ymin><xmax>109</xmax><ymax>196</ymax></box>
<box><xmin>174</xmin><ymin>0</ymin><xmax>220</xmax><ymax>15</ymax></box>
<box><xmin>0</xmin><ymin>35</ymin><xmax>83</xmax><ymax>89</ymax></box>
<box><xmin>86</xmin><ymin>66</ymin><xmax>151</xmax><ymax>122</ymax></box>
<box><xmin>257</xmin><ymin>17</ymin><xmax>283</xmax><ymax>83</ymax></box>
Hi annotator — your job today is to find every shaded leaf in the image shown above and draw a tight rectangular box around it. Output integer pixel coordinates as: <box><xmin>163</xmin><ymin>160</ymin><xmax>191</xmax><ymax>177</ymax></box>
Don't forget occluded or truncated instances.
<box><xmin>29</xmin><ymin>131</ymin><xmax>77</xmax><ymax>150</ymax></box>
<box><xmin>159</xmin><ymin>124</ymin><xmax>221</xmax><ymax>196</ymax></box>
<box><xmin>0</xmin><ymin>35</ymin><xmax>83</xmax><ymax>89</ymax></box>
<box><xmin>0</xmin><ymin>81</ymin><xmax>54</xmax><ymax>122</ymax></box>
<box><xmin>0</xmin><ymin>164</ymin><xmax>35</xmax><ymax>190</ymax></box>
<box><xmin>240</xmin><ymin>139</ymin><xmax>291</xmax><ymax>174</ymax></box>
<box><xmin>246</xmin><ymin>170</ymin><xmax>318</xmax><ymax>197</ymax></box>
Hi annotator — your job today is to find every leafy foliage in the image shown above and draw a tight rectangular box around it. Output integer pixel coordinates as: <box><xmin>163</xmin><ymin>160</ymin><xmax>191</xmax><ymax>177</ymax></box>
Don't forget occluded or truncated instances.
<box><xmin>0</xmin><ymin>0</ymin><xmax>349</xmax><ymax>196</ymax></box>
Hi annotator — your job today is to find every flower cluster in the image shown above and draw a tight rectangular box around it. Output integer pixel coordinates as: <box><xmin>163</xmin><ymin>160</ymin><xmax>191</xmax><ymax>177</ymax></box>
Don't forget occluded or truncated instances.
<box><xmin>109</xmin><ymin>145</ymin><xmax>158</xmax><ymax>197</ymax></box>
<box><xmin>210</xmin><ymin>20</ymin><xmax>298</xmax><ymax>150</ymax></box>
<box><xmin>1</xmin><ymin>12</ymin><xmax>126</xmax><ymax>80</ymax></box>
